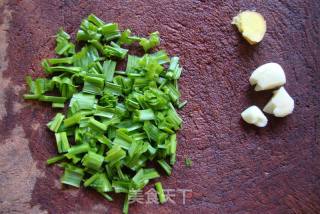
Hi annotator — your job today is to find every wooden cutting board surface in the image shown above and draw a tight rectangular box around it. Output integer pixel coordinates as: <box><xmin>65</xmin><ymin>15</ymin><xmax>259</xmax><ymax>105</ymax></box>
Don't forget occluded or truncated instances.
<box><xmin>0</xmin><ymin>0</ymin><xmax>319</xmax><ymax>213</ymax></box>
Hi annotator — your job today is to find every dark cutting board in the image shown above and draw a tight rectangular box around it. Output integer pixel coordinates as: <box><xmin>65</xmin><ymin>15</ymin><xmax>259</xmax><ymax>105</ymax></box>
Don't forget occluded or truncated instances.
<box><xmin>0</xmin><ymin>0</ymin><xmax>319</xmax><ymax>213</ymax></box>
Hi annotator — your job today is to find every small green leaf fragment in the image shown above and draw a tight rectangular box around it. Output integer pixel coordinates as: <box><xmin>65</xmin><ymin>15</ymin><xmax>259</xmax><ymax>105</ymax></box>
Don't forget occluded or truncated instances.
<box><xmin>185</xmin><ymin>158</ymin><xmax>192</xmax><ymax>168</ymax></box>
<box><xmin>139</xmin><ymin>31</ymin><xmax>160</xmax><ymax>52</ymax></box>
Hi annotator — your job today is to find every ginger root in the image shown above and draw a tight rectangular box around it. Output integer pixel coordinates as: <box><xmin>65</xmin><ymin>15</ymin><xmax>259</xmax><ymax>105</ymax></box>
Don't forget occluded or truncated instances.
<box><xmin>232</xmin><ymin>11</ymin><xmax>267</xmax><ymax>45</ymax></box>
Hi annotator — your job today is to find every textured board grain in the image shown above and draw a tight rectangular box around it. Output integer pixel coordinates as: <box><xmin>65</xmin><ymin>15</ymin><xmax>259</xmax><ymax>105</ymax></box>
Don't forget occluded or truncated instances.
<box><xmin>0</xmin><ymin>0</ymin><xmax>320</xmax><ymax>213</ymax></box>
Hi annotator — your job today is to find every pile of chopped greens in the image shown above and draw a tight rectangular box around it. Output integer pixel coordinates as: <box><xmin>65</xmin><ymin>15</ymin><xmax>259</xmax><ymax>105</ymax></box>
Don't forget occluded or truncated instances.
<box><xmin>23</xmin><ymin>14</ymin><xmax>186</xmax><ymax>213</ymax></box>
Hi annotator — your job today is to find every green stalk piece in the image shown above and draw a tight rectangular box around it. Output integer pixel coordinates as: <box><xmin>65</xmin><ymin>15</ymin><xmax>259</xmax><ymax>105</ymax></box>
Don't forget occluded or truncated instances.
<box><xmin>60</xmin><ymin>164</ymin><xmax>84</xmax><ymax>187</ymax></box>
<box><xmin>82</xmin><ymin>151</ymin><xmax>104</xmax><ymax>170</ymax></box>
<box><xmin>157</xmin><ymin>159</ymin><xmax>172</xmax><ymax>176</ymax></box>
<box><xmin>155</xmin><ymin>182</ymin><xmax>166</xmax><ymax>204</ymax></box>
<box><xmin>55</xmin><ymin>132</ymin><xmax>70</xmax><ymax>153</ymax></box>
<box><xmin>47</xmin><ymin>113</ymin><xmax>65</xmax><ymax>132</ymax></box>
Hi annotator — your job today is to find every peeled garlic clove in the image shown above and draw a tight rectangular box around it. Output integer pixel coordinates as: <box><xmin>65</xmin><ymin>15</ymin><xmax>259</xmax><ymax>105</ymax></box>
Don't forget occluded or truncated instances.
<box><xmin>249</xmin><ymin>63</ymin><xmax>286</xmax><ymax>91</ymax></box>
<box><xmin>263</xmin><ymin>87</ymin><xmax>294</xmax><ymax>117</ymax></box>
<box><xmin>241</xmin><ymin>105</ymin><xmax>268</xmax><ymax>127</ymax></box>
<box><xmin>232</xmin><ymin>10</ymin><xmax>267</xmax><ymax>45</ymax></box>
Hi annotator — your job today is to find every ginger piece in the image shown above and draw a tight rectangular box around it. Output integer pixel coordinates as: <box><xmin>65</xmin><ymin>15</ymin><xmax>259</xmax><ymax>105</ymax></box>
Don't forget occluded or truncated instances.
<box><xmin>232</xmin><ymin>11</ymin><xmax>267</xmax><ymax>45</ymax></box>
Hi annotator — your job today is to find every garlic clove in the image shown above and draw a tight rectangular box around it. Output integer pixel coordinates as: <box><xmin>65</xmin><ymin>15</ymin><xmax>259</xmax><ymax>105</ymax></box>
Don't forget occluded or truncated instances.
<box><xmin>241</xmin><ymin>105</ymin><xmax>268</xmax><ymax>127</ymax></box>
<box><xmin>263</xmin><ymin>87</ymin><xmax>294</xmax><ymax>117</ymax></box>
<box><xmin>249</xmin><ymin>63</ymin><xmax>286</xmax><ymax>91</ymax></box>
